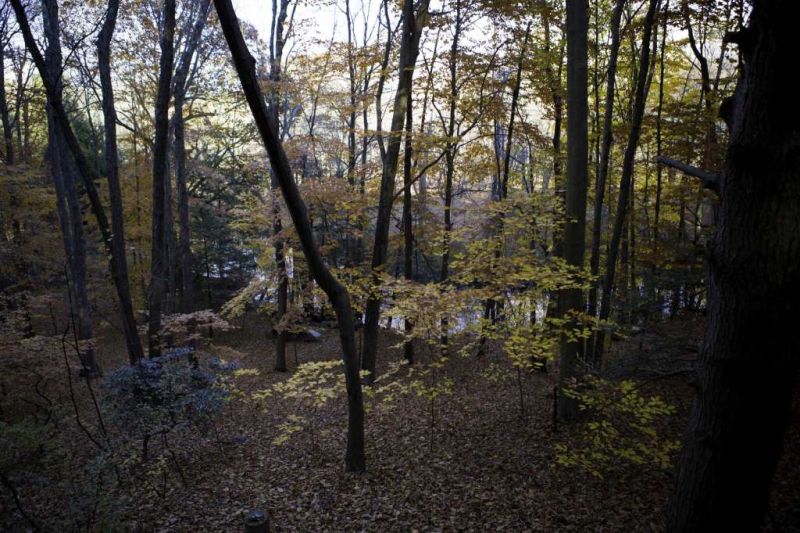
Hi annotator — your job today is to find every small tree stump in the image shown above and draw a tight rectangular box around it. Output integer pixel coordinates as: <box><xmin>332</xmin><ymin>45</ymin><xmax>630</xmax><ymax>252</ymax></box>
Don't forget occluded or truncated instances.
<box><xmin>244</xmin><ymin>510</ymin><xmax>270</xmax><ymax>533</ymax></box>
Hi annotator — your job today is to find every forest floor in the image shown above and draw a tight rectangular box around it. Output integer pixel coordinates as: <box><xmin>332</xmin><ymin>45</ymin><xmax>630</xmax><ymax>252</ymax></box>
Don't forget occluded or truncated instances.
<box><xmin>2</xmin><ymin>312</ymin><xmax>799</xmax><ymax>532</ymax></box>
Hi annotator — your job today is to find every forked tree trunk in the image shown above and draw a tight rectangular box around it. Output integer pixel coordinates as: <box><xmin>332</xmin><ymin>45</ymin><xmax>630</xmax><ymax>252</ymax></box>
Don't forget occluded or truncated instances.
<box><xmin>361</xmin><ymin>0</ymin><xmax>429</xmax><ymax>382</ymax></box>
<box><xmin>667</xmin><ymin>1</ymin><xmax>800</xmax><ymax>528</ymax></box>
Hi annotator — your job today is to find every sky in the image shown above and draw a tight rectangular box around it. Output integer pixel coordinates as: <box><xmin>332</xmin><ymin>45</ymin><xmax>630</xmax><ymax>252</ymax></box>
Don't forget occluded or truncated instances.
<box><xmin>231</xmin><ymin>0</ymin><xmax>349</xmax><ymax>47</ymax></box>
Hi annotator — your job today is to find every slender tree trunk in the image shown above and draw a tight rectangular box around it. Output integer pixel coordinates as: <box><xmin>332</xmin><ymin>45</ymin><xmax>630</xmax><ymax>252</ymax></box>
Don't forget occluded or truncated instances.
<box><xmin>173</xmin><ymin>0</ymin><xmax>210</xmax><ymax>316</ymax></box>
<box><xmin>39</xmin><ymin>0</ymin><xmax>97</xmax><ymax>376</ymax></box>
<box><xmin>587</xmin><ymin>0</ymin><xmax>625</xmax><ymax>360</ymax></box>
<box><xmin>402</xmin><ymin>82</ymin><xmax>414</xmax><ymax>364</ymax></box>
<box><xmin>97</xmin><ymin>0</ymin><xmax>144</xmax><ymax>363</ymax></box>
<box><xmin>148</xmin><ymin>0</ymin><xmax>176</xmax><ymax>357</ymax></box>
<box><xmin>556</xmin><ymin>0</ymin><xmax>589</xmax><ymax>421</ymax></box>
<box><xmin>0</xmin><ymin>22</ymin><xmax>13</xmax><ymax>166</ymax></box>
<box><xmin>543</xmin><ymin>7</ymin><xmax>564</xmax><ymax>261</ymax></box>
<box><xmin>214</xmin><ymin>0</ymin><xmax>366</xmax><ymax>472</ymax></box>
<box><xmin>501</xmin><ymin>22</ymin><xmax>531</xmax><ymax>199</ymax></box>
<box><xmin>344</xmin><ymin>0</ymin><xmax>358</xmax><ymax>265</ymax></box>
<box><xmin>11</xmin><ymin>0</ymin><xmax>144</xmax><ymax>364</ymax></box>
<box><xmin>542</xmin><ymin>4</ymin><xmax>565</xmax><ymax>320</ymax></box>
<box><xmin>439</xmin><ymin>0</ymin><xmax>461</xmax><ymax>352</ymax></box>
<box><xmin>164</xmin><ymin>156</ymin><xmax>176</xmax><ymax>316</ymax></box>
<box><xmin>268</xmin><ymin>0</ymin><xmax>291</xmax><ymax>371</ymax></box>
<box><xmin>594</xmin><ymin>0</ymin><xmax>658</xmax><ymax>363</ymax></box>
<box><xmin>668</xmin><ymin>1</ymin><xmax>800</xmax><ymax>528</ymax></box>
<box><xmin>652</xmin><ymin>0</ymin><xmax>668</xmax><ymax>311</ymax></box>
<box><xmin>361</xmin><ymin>0</ymin><xmax>429</xmax><ymax>382</ymax></box>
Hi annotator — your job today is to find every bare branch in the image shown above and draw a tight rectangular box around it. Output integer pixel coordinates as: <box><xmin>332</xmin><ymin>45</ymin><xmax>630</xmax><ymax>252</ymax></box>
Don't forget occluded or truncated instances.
<box><xmin>657</xmin><ymin>155</ymin><xmax>719</xmax><ymax>194</ymax></box>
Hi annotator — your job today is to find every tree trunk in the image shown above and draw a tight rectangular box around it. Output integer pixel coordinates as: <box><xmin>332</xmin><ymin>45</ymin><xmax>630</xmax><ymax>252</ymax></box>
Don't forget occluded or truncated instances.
<box><xmin>11</xmin><ymin>0</ymin><xmax>143</xmax><ymax>365</ymax></box>
<box><xmin>439</xmin><ymin>0</ymin><xmax>461</xmax><ymax>352</ymax></box>
<box><xmin>40</xmin><ymin>0</ymin><xmax>97</xmax><ymax>376</ymax></box>
<box><xmin>213</xmin><ymin>0</ymin><xmax>366</xmax><ymax>473</ymax></box>
<box><xmin>268</xmin><ymin>0</ymin><xmax>291</xmax><ymax>371</ymax></box>
<box><xmin>542</xmin><ymin>3</ymin><xmax>564</xmax><ymax>320</ymax></box>
<box><xmin>361</xmin><ymin>0</ymin><xmax>429</xmax><ymax>382</ymax></box>
<box><xmin>148</xmin><ymin>0</ymin><xmax>176</xmax><ymax>357</ymax></box>
<box><xmin>402</xmin><ymin>81</ymin><xmax>414</xmax><ymax>364</ymax></box>
<box><xmin>667</xmin><ymin>1</ymin><xmax>800</xmax><ymax>528</ymax></box>
<box><xmin>172</xmin><ymin>0</ymin><xmax>210</xmax><ymax>316</ymax></box>
<box><xmin>0</xmin><ymin>15</ymin><xmax>13</xmax><ymax>166</ymax></box>
<box><xmin>652</xmin><ymin>0</ymin><xmax>669</xmax><ymax>311</ymax></box>
<box><xmin>97</xmin><ymin>0</ymin><xmax>144</xmax><ymax>363</ymax></box>
<box><xmin>586</xmin><ymin>0</ymin><xmax>625</xmax><ymax>358</ymax></box>
<box><xmin>594</xmin><ymin>0</ymin><xmax>658</xmax><ymax>364</ymax></box>
<box><xmin>556</xmin><ymin>0</ymin><xmax>589</xmax><ymax>421</ymax></box>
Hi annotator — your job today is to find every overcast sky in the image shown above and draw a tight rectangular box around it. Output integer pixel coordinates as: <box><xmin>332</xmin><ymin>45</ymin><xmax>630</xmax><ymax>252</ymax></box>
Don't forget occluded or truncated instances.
<box><xmin>231</xmin><ymin>0</ymin><xmax>350</xmax><ymax>47</ymax></box>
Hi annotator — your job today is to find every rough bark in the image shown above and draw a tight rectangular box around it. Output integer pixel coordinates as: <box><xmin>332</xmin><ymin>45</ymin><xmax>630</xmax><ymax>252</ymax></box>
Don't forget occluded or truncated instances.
<box><xmin>556</xmin><ymin>0</ymin><xmax>589</xmax><ymax>421</ymax></box>
<box><xmin>148</xmin><ymin>0</ymin><xmax>176</xmax><ymax>357</ymax></box>
<box><xmin>213</xmin><ymin>0</ymin><xmax>366</xmax><ymax>473</ymax></box>
<box><xmin>667</xmin><ymin>1</ymin><xmax>800</xmax><ymax>529</ymax></box>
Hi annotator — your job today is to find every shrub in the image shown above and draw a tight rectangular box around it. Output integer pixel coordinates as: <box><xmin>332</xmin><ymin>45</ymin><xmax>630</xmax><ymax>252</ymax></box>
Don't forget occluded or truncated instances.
<box><xmin>554</xmin><ymin>376</ymin><xmax>680</xmax><ymax>479</ymax></box>
<box><xmin>103</xmin><ymin>347</ymin><xmax>237</xmax><ymax>456</ymax></box>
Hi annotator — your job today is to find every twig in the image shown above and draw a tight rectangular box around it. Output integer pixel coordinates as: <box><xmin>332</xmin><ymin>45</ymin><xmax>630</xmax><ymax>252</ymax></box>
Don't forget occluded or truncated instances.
<box><xmin>0</xmin><ymin>472</ymin><xmax>40</xmax><ymax>531</ymax></box>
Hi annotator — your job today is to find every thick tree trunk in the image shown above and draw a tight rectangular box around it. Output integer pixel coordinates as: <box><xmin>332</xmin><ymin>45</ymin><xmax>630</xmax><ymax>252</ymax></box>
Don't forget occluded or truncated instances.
<box><xmin>148</xmin><ymin>0</ymin><xmax>176</xmax><ymax>357</ymax></box>
<box><xmin>361</xmin><ymin>0</ymin><xmax>429</xmax><ymax>382</ymax></box>
<box><xmin>97</xmin><ymin>0</ymin><xmax>144</xmax><ymax>363</ymax></box>
<box><xmin>594</xmin><ymin>0</ymin><xmax>658</xmax><ymax>363</ymax></box>
<box><xmin>667</xmin><ymin>1</ymin><xmax>800</xmax><ymax>529</ymax></box>
<box><xmin>213</xmin><ymin>0</ymin><xmax>366</xmax><ymax>473</ymax></box>
<box><xmin>556</xmin><ymin>0</ymin><xmax>589</xmax><ymax>421</ymax></box>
